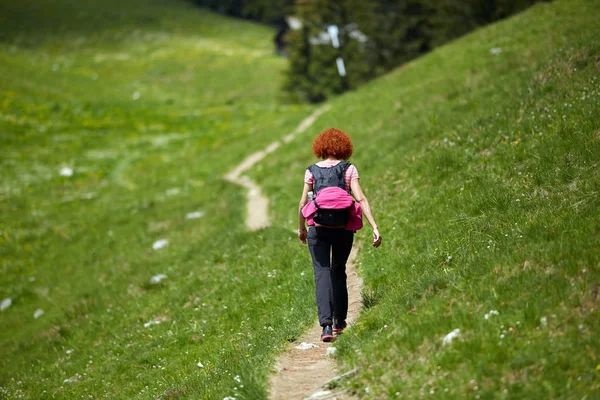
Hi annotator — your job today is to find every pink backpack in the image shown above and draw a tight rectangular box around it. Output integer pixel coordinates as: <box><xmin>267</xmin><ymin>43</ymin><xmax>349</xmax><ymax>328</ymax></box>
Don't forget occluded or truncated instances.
<box><xmin>302</xmin><ymin>187</ymin><xmax>363</xmax><ymax>230</ymax></box>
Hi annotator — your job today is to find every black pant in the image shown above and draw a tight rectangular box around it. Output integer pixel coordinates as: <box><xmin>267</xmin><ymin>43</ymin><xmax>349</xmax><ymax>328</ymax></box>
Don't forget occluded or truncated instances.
<box><xmin>307</xmin><ymin>227</ymin><xmax>354</xmax><ymax>326</ymax></box>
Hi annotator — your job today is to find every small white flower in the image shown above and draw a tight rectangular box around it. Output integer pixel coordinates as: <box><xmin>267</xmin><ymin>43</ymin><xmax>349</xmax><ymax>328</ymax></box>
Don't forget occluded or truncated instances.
<box><xmin>33</xmin><ymin>309</ymin><xmax>44</xmax><ymax>319</ymax></box>
<box><xmin>1</xmin><ymin>298</ymin><xmax>12</xmax><ymax>311</ymax></box>
<box><xmin>59</xmin><ymin>167</ymin><xmax>73</xmax><ymax>177</ymax></box>
<box><xmin>132</xmin><ymin>91</ymin><xmax>141</xmax><ymax>100</ymax></box>
<box><xmin>197</xmin><ymin>362</ymin><xmax>204</xmax><ymax>368</ymax></box>
<box><xmin>234</xmin><ymin>375</ymin><xmax>241</xmax><ymax>383</ymax></box>
<box><xmin>152</xmin><ymin>239</ymin><xmax>169</xmax><ymax>250</ymax></box>
<box><xmin>540</xmin><ymin>316</ymin><xmax>547</xmax><ymax>327</ymax></box>
<box><xmin>490</xmin><ymin>47</ymin><xmax>502</xmax><ymax>55</ymax></box>
<box><xmin>66</xmin><ymin>349</ymin><xmax>74</xmax><ymax>355</ymax></box>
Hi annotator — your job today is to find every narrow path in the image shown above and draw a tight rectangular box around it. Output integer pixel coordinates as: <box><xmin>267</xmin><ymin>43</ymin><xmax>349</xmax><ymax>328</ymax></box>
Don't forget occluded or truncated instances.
<box><xmin>224</xmin><ymin>105</ymin><xmax>331</xmax><ymax>231</ymax></box>
<box><xmin>269</xmin><ymin>246</ymin><xmax>362</xmax><ymax>400</ymax></box>
<box><xmin>226</xmin><ymin>103</ymin><xmax>361</xmax><ymax>398</ymax></box>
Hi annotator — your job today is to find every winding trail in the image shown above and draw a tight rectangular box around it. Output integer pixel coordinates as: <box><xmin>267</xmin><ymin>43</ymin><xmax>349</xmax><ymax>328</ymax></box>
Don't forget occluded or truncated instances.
<box><xmin>224</xmin><ymin>105</ymin><xmax>330</xmax><ymax>231</ymax></box>
<box><xmin>226</xmin><ymin>104</ymin><xmax>361</xmax><ymax>398</ymax></box>
<box><xmin>269</xmin><ymin>246</ymin><xmax>362</xmax><ymax>400</ymax></box>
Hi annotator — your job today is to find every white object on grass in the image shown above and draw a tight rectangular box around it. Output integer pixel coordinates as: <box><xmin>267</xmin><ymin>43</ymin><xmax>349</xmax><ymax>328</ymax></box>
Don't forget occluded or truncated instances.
<box><xmin>490</xmin><ymin>47</ymin><xmax>502</xmax><ymax>55</ymax></box>
<box><xmin>1</xmin><ymin>298</ymin><xmax>12</xmax><ymax>311</ymax></box>
<box><xmin>150</xmin><ymin>274</ymin><xmax>167</xmax><ymax>284</ymax></box>
<box><xmin>540</xmin><ymin>316</ymin><xmax>547</xmax><ymax>327</ymax></box>
<box><xmin>442</xmin><ymin>328</ymin><xmax>460</xmax><ymax>346</ymax></box>
<box><xmin>33</xmin><ymin>309</ymin><xmax>45</xmax><ymax>319</ymax></box>
<box><xmin>197</xmin><ymin>362</ymin><xmax>204</xmax><ymax>368</ymax></box>
<box><xmin>59</xmin><ymin>167</ymin><xmax>73</xmax><ymax>177</ymax></box>
<box><xmin>66</xmin><ymin>349</ymin><xmax>74</xmax><ymax>355</ymax></box>
<box><xmin>484</xmin><ymin>309</ymin><xmax>499</xmax><ymax>320</ymax></box>
<box><xmin>295</xmin><ymin>342</ymin><xmax>318</xmax><ymax>350</ymax></box>
<box><xmin>308</xmin><ymin>391</ymin><xmax>332</xmax><ymax>399</ymax></box>
<box><xmin>63</xmin><ymin>375</ymin><xmax>81</xmax><ymax>384</ymax></box>
<box><xmin>144</xmin><ymin>319</ymin><xmax>162</xmax><ymax>328</ymax></box>
<box><xmin>152</xmin><ymin>239</ymin><xmax>169</xmax><ymax>250</ymax></box>
<box><xmin>326</xmin><ymin>347</ymin><xmax>337</xmax><ymax>356</ymax></box>
<box><xmin>185</xmin><ymin>211</ymin><xmax>204</xmax><ymax>220</ymax></box>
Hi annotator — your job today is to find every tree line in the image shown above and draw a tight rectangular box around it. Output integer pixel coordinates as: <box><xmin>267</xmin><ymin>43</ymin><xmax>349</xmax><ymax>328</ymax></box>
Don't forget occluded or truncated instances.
<box><xmin>189</xmin><ymin>0</ymin><xmax>547</xmax><ymax>102</ymax></box>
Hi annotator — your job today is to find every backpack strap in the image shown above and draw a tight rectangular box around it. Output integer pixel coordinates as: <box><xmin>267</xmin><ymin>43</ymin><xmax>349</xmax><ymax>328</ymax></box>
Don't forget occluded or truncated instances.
<box><xmin>308</xmin><ymin>161</ymin><xmax>352</xmax><ymax>194</ymax></box>
<box><xmin>339</xmin><ymin>162</ymin><xmax>351</xmax><ymax>193</ymax></box>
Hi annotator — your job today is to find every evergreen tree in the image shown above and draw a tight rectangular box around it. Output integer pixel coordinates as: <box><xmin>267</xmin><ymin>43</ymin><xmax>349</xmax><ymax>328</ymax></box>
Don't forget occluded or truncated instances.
<box><xmin>284</xmin><ymin>0</ymin><xmax>376</xmax><ymax>102</ymax></box>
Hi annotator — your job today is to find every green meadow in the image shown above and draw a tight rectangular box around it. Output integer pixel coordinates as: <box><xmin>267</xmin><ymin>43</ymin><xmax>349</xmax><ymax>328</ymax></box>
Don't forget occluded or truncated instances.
<box><xmin>1</xmin><ymin>0</ymin><xmax>599</xmax><ymax>399</ymax></box>
<box><xmin>1</xmin><ymin>0</ymin><xmax>318</xmax><ymax>398</ymax></box>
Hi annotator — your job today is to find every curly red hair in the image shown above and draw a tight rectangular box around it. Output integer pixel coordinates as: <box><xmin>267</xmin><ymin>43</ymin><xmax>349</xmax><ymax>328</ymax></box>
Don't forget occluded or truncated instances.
<box><xmin>312</xmin><ymin>128</ymin><xmax>354</xmax><ymax>160</ymax></box>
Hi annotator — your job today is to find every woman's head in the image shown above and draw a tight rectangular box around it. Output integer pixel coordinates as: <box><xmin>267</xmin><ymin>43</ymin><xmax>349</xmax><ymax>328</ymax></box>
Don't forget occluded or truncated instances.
<box><xmin>312</xmin><ymin>128</ymin><xmax>354</xmax><ymax>160</ymax></box>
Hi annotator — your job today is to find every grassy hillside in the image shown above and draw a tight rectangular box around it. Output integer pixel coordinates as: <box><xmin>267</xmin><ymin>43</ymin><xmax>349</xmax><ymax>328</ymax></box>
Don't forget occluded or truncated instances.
<box><xmin>2</xmin><ymin>0</ymin><xmax>598</xmax><ymax>398</ymax></box>
<box><xmin>251</xmin><ymin>0</ymin><xmax>600</xmax><ymax>397</ymax></box>
<box><xmin>0</xmin><ymin>0</ymin><xmax>319</xmax><ymax>398</ymax></box>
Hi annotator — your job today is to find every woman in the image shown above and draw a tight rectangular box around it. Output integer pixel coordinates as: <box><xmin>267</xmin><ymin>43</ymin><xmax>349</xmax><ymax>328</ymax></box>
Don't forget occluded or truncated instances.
<box><xmin>298</xmin><ymin>128</ymin><xmax>381</xmax><ymax>342</ymax></box>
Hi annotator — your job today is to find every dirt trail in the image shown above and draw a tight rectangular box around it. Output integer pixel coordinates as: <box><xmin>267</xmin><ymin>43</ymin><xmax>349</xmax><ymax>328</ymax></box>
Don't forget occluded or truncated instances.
<box><xmin>269</xmin><ymin>246</ymin><xmax>361</xmax><ymax>400</ymax></box>
<box><xmin>227</xmin><ymin>104</ymin><xmax>361</xmax><ymax>398</ymax></box>
<box><xmin>224</xmin><ymin>105</ymin><xmax>330</xmax><ymax>231</ymax></box>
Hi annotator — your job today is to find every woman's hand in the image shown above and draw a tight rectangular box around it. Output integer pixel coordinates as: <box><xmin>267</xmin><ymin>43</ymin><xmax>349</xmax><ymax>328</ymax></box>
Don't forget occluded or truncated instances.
<box><xmin>298</xmin><ymin>229</ymin><xmax>307</xmax><ymax>244</ymax></box>
<box><xmin>373</xmin><ymin>227</ymin><xmax>382</xmax><ymax>248</ymax></box>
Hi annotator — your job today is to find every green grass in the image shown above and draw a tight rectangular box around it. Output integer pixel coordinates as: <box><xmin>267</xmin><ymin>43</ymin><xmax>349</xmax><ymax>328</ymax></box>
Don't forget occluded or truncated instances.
<box><xmin>250</xmin><ymin>0</ymin><xmax>600</xmax><ymax>397</ymax></box>
<box><xmin>0</xmin><ymin>0</ymin><xmax>319</xmax><ymax>398</ymax></box>
<box><xmin>2</xmin><ymin>0</ymin><xmax>599</xmax><ymax>399</ymax></box>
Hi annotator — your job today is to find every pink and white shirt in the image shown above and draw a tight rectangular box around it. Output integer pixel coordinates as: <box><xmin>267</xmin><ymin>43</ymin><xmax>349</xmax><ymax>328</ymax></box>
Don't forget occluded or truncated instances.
<box><xmin>304</xmin><ymin>160</ymin><xmax>359</xmax><ymax>192</ymax></box>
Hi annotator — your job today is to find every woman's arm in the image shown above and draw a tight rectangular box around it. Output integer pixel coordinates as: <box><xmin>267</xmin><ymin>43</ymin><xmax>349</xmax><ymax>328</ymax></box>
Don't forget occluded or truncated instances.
<box><xmin>298</xmin><ymin>182</ymin><xmax>313</xmax><ymax>244</ymax></box>
<box><xmin>350</xmin><ymin>179</ymin><xmax>382</xmax><ymax>247</ymax></box>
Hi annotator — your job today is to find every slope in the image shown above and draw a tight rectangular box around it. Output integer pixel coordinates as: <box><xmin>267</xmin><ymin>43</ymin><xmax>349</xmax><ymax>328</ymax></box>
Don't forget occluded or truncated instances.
<box><xmin>0</xmin><ymin>0</ymin><xmax>322</xmax><ymax>398</ymax></box>
<box><xmin>250</xmin><ymin>0</ymin><xmax>600</xmax><ymax>397</ymax></box>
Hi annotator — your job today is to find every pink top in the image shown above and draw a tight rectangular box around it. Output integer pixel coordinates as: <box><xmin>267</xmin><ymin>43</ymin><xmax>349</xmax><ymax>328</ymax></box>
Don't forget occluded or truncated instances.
<box><xmin>304</xmin><ymin>160</ymin><xmax>359</xmax><ymax>192</ymax></box>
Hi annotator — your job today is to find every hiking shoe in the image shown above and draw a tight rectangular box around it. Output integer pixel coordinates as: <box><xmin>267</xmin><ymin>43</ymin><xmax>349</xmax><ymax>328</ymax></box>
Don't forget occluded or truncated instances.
<box><xmin>333</xmin><ymin>319</ymin><xmax>347</xmax><ymax>333</ymax></box>
<box><xmin>320</xmin><ymin>325</ymin><xmax>334</xmax><ymax>342</ymax></box>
